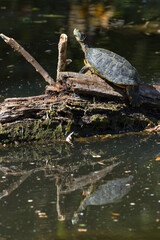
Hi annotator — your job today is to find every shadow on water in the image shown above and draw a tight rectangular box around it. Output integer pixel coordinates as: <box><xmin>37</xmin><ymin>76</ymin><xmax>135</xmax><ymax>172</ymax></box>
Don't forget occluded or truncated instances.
<box><xmin>0</xmin><ymin>134</ymin><xmax>159</xmax><ymax>239</ymax></box>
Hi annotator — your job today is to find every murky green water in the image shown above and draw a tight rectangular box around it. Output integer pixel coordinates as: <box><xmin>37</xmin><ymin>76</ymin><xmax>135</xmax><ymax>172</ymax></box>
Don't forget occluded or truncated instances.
<box><xmin>0</xmin><ymin>134</ymin><xmax>160</xmax><ymax>240</ymax></box>
<box><xmin>0</xmin><ymin>0</ymin><xmax>160</xmax><ymax>98</ymax></box>
<box><xmin>0</xmin><ymin>0</ymin><xmax>160</xmax><ymax>239</ymax></box>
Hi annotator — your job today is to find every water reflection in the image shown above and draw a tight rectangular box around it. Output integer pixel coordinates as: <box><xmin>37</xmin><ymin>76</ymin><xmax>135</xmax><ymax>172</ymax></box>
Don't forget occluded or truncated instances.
<box><xmin>72</xmin><ymin>175</ymin><xmax>133</xmax><ymax>225</ymax></box>
<box><xmin>0</xmin><ymin>134</ymin><xmax>160</xmax><ymax>239</ymax></box>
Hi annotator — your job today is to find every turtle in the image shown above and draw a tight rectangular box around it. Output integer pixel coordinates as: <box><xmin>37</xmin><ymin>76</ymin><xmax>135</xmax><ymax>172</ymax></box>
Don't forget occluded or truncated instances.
<box><xmin>73</xmin><ymin>28</ymin><xmax>142</xmax><ymax>107</ymax></box>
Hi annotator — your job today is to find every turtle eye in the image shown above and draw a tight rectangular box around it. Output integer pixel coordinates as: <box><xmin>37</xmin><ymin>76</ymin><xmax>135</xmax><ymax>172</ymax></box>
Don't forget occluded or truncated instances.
<box><xmin>81</xmin><ymin>32</ymin><xmax>86</xmax><ymax>41</ymax></box>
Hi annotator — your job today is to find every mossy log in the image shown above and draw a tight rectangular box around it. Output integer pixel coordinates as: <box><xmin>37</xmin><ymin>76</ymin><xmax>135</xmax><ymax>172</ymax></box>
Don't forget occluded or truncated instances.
<box><xmin>0</xmin><ymin>78</ymin><xmax>159</xmax><ymax>145</ymax></box>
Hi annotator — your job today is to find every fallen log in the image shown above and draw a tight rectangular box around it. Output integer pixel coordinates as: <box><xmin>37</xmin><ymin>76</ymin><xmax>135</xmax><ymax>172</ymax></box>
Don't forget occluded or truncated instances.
<box><xmin>0</xmin><ymin>90</ymin><xmax>159</xmax><ymax>145</ymax></box>
<box><xmin>46</xmin><ymin>72</ymin><xmax>160</xmax><ymax>108</ymax></box>
<box><xmin>0</xmin><ymin>33</ymin><xmax>159</xmax><ymax>145</ymax></box>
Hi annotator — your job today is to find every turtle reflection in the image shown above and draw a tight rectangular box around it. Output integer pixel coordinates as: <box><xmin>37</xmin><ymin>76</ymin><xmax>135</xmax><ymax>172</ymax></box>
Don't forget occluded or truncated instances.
<box><xmin>72</xmin><ymin>175</ymin><xmax>133</xmax><ymax>224</ymax></box>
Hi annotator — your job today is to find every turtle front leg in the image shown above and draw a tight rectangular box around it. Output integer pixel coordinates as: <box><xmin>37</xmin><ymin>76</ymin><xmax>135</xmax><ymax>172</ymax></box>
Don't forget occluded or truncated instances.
<box><xmin>79</xmin><ymin>65</ymin><xmax>90</xmax><ymax>73</ymax></box>
<box><xmin>126</xmin><ymin>85</ymin><xmax>143</xmax><ymax>107</ymax></box>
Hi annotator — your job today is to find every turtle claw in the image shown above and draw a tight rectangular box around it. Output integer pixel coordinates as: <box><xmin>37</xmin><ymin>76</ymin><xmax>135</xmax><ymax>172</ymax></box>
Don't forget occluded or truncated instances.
<box><xmin>79</xmin><ymin>65</ymin><xmax>89</xmax><ymax>74</ymax></box>
<box><xmin>129</xmin><ymin>95</ymin><xmax>143</xmax><ymax>108</ymax></box>
<box><xmin>129</xmin><ymin>97</ymin><xmax>142</xmax><ymax>108</ymax></box>
<box><xmin>126</xmin><ymin>85</ymin><xmax>143</xmax><ymax>108</ymax></box>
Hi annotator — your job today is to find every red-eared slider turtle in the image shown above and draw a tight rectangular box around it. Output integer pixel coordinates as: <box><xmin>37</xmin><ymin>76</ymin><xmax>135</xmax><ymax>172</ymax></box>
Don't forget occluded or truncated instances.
<box><xmin>73</xmin><ymin>28</ymin><xmax>142</xmax><ymax>107</ymax></box>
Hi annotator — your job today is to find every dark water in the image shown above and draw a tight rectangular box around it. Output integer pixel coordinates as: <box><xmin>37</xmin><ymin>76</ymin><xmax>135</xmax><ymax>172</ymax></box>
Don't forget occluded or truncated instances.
<box><xmin>0</xmin><ymin>0</ymin><xmax>160</xmax><ymax>98</ymax></box>
<box><xmin>0</xmin><ymin>134</ymin><xmax>160</xmax><ymax>240</ymax></box>
<box><xmin>0</xmin><ymin>1</ymin><xmax>160</xmax><ymax>239</ymax></box>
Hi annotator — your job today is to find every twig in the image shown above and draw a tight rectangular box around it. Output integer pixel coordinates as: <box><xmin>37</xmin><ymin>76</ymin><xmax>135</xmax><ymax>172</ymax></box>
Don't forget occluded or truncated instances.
<box><xmin>57</xmin><ymin>34</ymin><xmax>68</xmax><ymax>81</ymax></box>
<box><xmin>0</xmin><ymin>33</ymin><xmax>55</xmax><ymax>85</ymax></box>
<box><xmin>56</xmin><ymin>179</ymin><xmax>65</xmax><ymax>221</ymax></box>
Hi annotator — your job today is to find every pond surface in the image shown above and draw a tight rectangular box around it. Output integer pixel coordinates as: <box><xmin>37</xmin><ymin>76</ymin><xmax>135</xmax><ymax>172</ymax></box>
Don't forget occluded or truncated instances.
<box><xmin>0</xmin><ymin>134</ymin><xmax>160</xmax><ymax>240</ymax></box>
<box><xmin>0</xmin><ymin>0</ymin><xmax>160</xmax><ymax>98</ymax></box>
<box><xmin>0</xmin><ymin>0</ymin><xmax>160</xmax><ymax>239</ymax></box>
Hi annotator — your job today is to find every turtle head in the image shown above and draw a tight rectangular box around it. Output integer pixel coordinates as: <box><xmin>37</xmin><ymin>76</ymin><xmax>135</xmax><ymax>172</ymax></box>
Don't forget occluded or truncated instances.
<box><xmin>73</xmin><ymin>28</ymin><xmax>86</xmax><ymax>42</ymax></box>
<box><xmin>73</xmin><ymin>28</ymin><xmax>88</xmax><ymax>52</ymax></box>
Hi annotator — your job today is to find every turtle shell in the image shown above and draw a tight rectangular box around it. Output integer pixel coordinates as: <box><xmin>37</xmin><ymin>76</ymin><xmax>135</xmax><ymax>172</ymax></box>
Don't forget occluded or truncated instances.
<box><xmin>85</xmin><ymin>48</ymin><xmax>140</xmax><ymax>86</ymax></box>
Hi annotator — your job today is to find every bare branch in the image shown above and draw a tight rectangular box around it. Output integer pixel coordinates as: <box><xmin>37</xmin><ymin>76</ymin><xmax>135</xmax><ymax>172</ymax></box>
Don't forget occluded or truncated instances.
<box><xmin>57</xmin><ymin>34</ymin><xmax>68</xmax><ymax>81</ymax></box>
<box><xmin>0</xmin><ymin>33</ymin><xmax>55</xmax><ymax>85</ymax></box>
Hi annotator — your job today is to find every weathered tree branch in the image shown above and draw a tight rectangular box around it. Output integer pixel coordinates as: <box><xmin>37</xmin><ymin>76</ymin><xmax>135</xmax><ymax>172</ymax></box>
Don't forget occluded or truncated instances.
<box><xmin>0</xmin><ymin>33</ymin><xmax>55</xmax><ymax>85</ymax></box>
<box><xmin>56</xmin><ymin>34</ymin><xmax>68</xmax><ymax>81</ymax></box>
<box><xmin>61</xmin><ymin>162</ymin><xmax>120</xmax><ymax>194</ymax></box>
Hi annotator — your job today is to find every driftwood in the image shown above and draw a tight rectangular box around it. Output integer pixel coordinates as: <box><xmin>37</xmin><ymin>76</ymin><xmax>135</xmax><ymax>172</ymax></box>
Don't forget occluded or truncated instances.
<box><xmin>0</xmin><ymin>33</ymin><xmax>159</xmax><ymax>145</ymax></box>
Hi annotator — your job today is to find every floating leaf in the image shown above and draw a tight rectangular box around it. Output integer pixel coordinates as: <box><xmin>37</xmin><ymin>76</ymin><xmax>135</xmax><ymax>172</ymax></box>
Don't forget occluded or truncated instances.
<box><xmin>37</xmin><ymin>211</ymin><xmax>48</xmax><ymax>218</ymax></box>
<box><xmin>92</xmin><ymin>154</ymin><xmax>101</xmax><ymax>158</ymax></box>
<box><xmin>39</xmin><ymin>14</ymin><xmax>64</xmax><ymax>18</ymax></box>
<box><xmin>32</xmin><ymin>8</ymin><xmax>40</xmax><ymax>11</ymax></box>
<box><xmin>39</xmin><ymin>215</ymin><xmax>48</xmax><ymax>218</ymax></box>
<box><xmin>32</xmin><ymin>20</ymin><xmax>47</xmax><ymax>24</ymax></box>
<box><xmin>130</xmin><ymin>202</ymin><xmax>136</xmax><ymax>206</ymax></box>
<box><xmin>112</xmin><ymin>213</ymin><xmax>120</xmax><ymax>216</ymax></box>
<box><xmin>98</xmin><ymin>162</ymin><xmax>105</xmax><ymax>165</ymax></box>
<box><xmin>78</xmin><ymin>228</ymin><xmax>87</xmax><ymax>232</ymax></box>
<box><xmin>79</xmin><ymin>224</ymin><xmax>86</xmax><ymax>227</ymax></box>
<box><xmin>125</xmin><ymin>170</ymin><xmax>131</xmax><ymax>173</ymax></box>
<box><xmin>7</xmin><ymin>65</ymin><xmax>14</xmax><ymax>68</ymax></box>
<box><xmin>113</xmin><ymin>219</ymin><xmax>119</xmax><ymax>222</ymax></box>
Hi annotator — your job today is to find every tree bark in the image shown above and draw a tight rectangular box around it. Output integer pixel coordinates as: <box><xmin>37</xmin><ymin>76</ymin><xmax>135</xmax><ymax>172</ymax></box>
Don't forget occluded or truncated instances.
<box><xmin>46</xmin><ymin>71</ymin><xmax>160</xmax><ymax>108</ymax></box>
